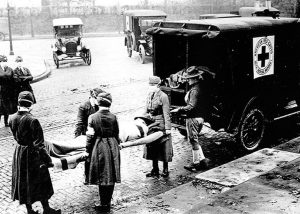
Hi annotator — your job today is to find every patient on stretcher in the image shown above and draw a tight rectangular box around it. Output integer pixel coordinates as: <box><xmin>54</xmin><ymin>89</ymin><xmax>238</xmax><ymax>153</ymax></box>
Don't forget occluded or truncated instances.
<box><xmin>45</xmin><ymin>114</ymin><xmax>162</xmax><ymax>170</ymax></box>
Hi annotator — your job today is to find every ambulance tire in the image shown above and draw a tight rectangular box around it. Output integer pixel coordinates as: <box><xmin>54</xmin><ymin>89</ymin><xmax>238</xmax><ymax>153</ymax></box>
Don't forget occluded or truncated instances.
<box><xmin>237</xmin><ymin>106</ymin><xmax>266</xmax><ymax>152</ymax></box>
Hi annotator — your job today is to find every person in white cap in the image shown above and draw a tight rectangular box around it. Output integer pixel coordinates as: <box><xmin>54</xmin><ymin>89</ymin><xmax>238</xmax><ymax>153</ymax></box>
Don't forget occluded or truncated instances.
<box><xmin>171</xmin><ymin>66</ymin><xmax>211</xmax><ymax>172</ymax></box>
<box><xmin>9</xmin><ymin>91</ymin><xmax>61</xmax><ymax>214</ymax></box>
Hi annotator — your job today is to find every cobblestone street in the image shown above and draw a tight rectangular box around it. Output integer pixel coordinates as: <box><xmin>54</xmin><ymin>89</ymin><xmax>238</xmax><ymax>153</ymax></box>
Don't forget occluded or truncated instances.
<box><xmin>0</xmin><ymin>37</ymin><xmax>196</xmax><ymax>214</ymax></box>
<box><xmin>1</xmin><ymin>37</ymin><xmax>298</xmax><ymax>214</ymax></box>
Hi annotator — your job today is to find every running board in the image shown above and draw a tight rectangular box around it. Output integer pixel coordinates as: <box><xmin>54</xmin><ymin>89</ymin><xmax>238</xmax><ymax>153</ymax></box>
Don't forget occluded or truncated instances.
<box><xmin>273</xmin><ymin>110</ymin><xmax>300</xmax><ymax>121</ymax></box>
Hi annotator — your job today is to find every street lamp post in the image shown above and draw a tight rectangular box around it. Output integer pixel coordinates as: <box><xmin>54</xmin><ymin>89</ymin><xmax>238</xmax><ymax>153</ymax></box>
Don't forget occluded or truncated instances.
<box><xmin>7</xmin><ymin>2</ymin><xmax>14</xmax><ymax>55</ymax></box>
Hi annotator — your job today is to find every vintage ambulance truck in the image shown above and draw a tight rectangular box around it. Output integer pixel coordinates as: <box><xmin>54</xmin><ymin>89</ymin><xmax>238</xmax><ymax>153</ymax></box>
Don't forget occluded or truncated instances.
<box><xmin>147</xmin><ymin>17</ymin><xmax>300</xmax><ymax>152</ymax></box>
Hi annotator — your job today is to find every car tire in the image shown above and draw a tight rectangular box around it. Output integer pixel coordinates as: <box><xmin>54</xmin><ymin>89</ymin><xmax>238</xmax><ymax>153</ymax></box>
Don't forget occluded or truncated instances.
<box><xmin>237</xmin><ymin>106</ymin><xmax>266</xmax><ymax>152</ymax></box>
<box><xmin>86</xmin><ymin>49</ymin><xmax>92</xmax><ymax>65</ymax></box>
<box><xmin>127</xmin><ymin>37</ymin><xmax>132</xmax><ymax>57</ymax></box>
<box><xmin>0</xmin><ymin>33</ymin><xmax>5</xmax><ymax>41</ymax></box>
<box><xmin>53</xmin><ymin>53</ymin><xmax>59</xmax><ymax>69</ymax></box>
<box><xmin>139</xmin><ymin>45</ymin><xmax>146</xmax><ymax>64</ymax></box>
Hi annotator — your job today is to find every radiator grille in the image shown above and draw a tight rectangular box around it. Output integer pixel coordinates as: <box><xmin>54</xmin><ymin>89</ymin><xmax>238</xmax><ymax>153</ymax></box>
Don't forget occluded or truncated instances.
<box><xmin>66</xmin><ymin>42</ymin><xmax>77</xmax><ymax>55</ymax></box>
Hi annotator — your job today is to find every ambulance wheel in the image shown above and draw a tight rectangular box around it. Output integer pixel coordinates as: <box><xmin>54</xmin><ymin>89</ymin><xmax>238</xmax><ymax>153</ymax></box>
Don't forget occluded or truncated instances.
<box><xmin>139</xmin><ymin>45</ymin><xmax>146</xmax><ymax>64</ymax></box>
<box><xmin>238</xmin><ymin>107</ymin><xmax>266</xmax><ymax>152</ymax></box>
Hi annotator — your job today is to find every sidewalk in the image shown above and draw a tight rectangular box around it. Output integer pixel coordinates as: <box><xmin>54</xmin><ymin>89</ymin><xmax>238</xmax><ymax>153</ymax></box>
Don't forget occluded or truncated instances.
<box><xmin>1</xmin><ymin>44</ymin><xmax>52</xmax><ymax>83</ymax></box>
<box><xmin>116</xmin><ymin>138</ymin><xmax>300</xmax><ymax>214</ymax></box>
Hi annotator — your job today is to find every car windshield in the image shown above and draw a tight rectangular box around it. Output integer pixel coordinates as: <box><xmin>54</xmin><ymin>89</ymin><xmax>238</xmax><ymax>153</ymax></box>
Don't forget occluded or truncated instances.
<box><xmin>55</xmin><ymin>25</ymin><xmax>82</xmax><ymax>38</ymax></box>
<box><xmin>139</xmin><ymin>18</ymin><xmax>164</xmax><ymax>32</ymax></box>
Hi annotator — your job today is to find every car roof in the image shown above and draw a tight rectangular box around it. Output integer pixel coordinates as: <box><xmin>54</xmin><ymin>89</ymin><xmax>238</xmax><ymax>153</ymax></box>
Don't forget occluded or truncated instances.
<box><xmin>147</xmin><ymin>17</ymin><xmax>299</xmax><ymax>37</ymax></box>
<box><xmin>123</xmin><ymin>9</ymin><xmax>167</xmax><ymax>17</ymax></box>
<box><xmin>239</xmin><ymin>6</ymin><xmax>280</xmax><ymax>17</ymax></box>
<box><xmin>53</xmin><ymin>18</ymin><xmax>83</xmax><ymax>26</ymax></box>
<box><xmin>199</xmin><ymin>13</ymin><xmax>241</xmax><ymax>19</ymax></box>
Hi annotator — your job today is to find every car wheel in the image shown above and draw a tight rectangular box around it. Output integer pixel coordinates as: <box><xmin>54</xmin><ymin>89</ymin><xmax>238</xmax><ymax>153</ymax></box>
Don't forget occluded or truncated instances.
<box><xmin>53</xmin><ymin>53</ymin><xmax>59</xmax><ymax>69</ymax></box>
<box><xmin>86</xmin><ymin>50</ymin><xmax>92</xmax><ymax>65</ymax></box>
<box><xmin>127</xmin><ymin>37</ymin><xmax>132</xmax><ymax>57</ymax></box>
<box><xmin>238</xmin><ymin>107</ymin><xmax>266</xmax><ymax>152</ymax></box>
<box><xmin>139</xmin><ymin>45</ymin><xmax>146</xmax><ymax>64</ymax></box>
<box><xmin>0</xmin><ymin>33</ymin><xmax>5</xmax><ymax>41</ymax></box>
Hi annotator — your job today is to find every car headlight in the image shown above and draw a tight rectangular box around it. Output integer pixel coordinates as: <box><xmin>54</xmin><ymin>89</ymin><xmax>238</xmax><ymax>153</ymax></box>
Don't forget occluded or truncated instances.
<box><xmin>62</xmin><ymin>47</ymin><xmax>66</xmax><ymax>53</ymax></box>
<box><xmin>77</xmin><ymin>45</ymin><xmax>82</xmax><ymax>51</ymax></box>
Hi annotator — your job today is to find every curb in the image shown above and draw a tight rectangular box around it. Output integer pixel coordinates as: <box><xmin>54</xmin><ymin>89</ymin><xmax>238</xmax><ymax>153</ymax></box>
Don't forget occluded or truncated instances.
<box><xmin>31</xmin><ymin>60</ymin><xmax>52</xmax><ymax>84</ymax></box>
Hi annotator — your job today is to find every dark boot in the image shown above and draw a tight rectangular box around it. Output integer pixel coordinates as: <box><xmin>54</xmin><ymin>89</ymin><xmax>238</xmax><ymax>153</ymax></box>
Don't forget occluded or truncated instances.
<box><xmin>84</xmin><ymin>160</ymin><xmax>90</xmax><ymax>185</ymax></box>
<box><xmin>43</xmin><ymin>207</ymin><xmax>61</xmax><ymax>214</ymax></box>
<box><xmin>96</xmin><ymin>185</ymin><xmax>114</xmax><ymax>212</ymax></box>
<box><xmin>184</xmin><ymin>162</ymin><xmax>198</xmax><ymax>172</ymax></box>
<box><xmin>146</xmin><ymin>160</ymin><xmax>159</xmax><ymax>178</ymax></box>
<box><xmin>26</xmin><ymin>204</ymin><xmax>39</xmax><ymax>214</ymax></box>
<box><xmin>161</xmin><ymin>162</ymin><xmax>169</xmax><ymax>177</ymax></box>
<box><xmin>42</xmin><ymin>200</ymin><xmax>61</xmax><ymax>214</ymax></box>
<box><xmin>194</xmin><ymin>158</ymin><xmax>210</xmax><ymax>171</ymax></box>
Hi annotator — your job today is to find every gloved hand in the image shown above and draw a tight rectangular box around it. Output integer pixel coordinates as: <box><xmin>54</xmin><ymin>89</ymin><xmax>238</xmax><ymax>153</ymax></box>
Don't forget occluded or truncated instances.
<box><xmin>165</xmin><ymin>129</ymin><xmax>172</xmax><ymax>135</ymax></box>
<box><xmin>170</xmin><ymin>108</ymin><xmax>180</xmax><ymax>113</ymax></box>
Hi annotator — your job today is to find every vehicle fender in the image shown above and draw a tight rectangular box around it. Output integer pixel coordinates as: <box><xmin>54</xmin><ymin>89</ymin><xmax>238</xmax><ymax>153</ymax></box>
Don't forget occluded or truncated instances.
<box><xmin>131</xmin><ymin>32</ymin><xmax>136</xmax><ymax>50</ymax></box>
<box><xmin>229</xmin><ymin>95</ymin><xmax>273</xmax><ymax>133</ymax></box>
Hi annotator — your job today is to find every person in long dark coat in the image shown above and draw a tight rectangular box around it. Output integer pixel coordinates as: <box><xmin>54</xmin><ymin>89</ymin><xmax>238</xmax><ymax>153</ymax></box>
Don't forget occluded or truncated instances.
<box><xmin>0</xmin><ymin>55</ymin><xmax>18</xmax><ymax>126</ymax></box>
<box><xmin>13</xmin><ymin>56</ymin><xmax>36</xmax><ymax>104</ymax></box>
<box><xmin>9</xmin><ymin>91</ymin><xmax>61</xmax><ymax>214</ymax></box>
<box><xmin>74</xmin><ymin>87</ymin><xmax>104</xmax><ymax>184</ymax></box>
<box><xmin>83</xmin><ymin>92</ymin><xmax>121</xmax><ymax>213</ymax></box>
<box><xmin>144</xmin><ymin>76</ymin><xmax>173</xmax><ymax>178</ymax></box>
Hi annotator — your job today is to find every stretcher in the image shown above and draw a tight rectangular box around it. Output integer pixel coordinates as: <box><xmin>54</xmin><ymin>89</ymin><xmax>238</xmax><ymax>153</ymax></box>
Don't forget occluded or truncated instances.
<box><xmin>45</xmin><ymin>123</ymin><xmax>233</xmax><ymax>171</ymax></box>
<box><xmin>45</xmin><ymin>132</ymin><xmax>165</xmax><ymax>171</ymax></box>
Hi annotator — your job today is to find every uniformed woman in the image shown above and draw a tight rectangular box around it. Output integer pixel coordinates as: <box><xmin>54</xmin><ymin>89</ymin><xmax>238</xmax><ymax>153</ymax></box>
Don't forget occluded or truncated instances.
<box><xmin>144</xmin><ymin>76</ymin><xmax>173</xmax><ymax>178</ymax></box>
<box><xmin>84</xmin><ymin>92</ymin><xmax>121</xmax><ymax>212</ymax></box>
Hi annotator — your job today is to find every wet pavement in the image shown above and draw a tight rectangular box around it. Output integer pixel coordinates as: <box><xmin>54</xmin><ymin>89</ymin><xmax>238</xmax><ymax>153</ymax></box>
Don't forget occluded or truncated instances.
<box><xmin>0</xmin><ymin>37</ymin><xmax>195</xmax><ymax>214</ymax></box>
<box><xmin>1</xmin><ymin>37</ymin><xmax>300</xmax><ymax>214</ymax></box>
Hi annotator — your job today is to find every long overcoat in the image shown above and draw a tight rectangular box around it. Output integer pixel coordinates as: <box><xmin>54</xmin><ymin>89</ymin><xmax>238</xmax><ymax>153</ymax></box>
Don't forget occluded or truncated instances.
<box><xmin>74</xmin><ymin>100</ymin><xmax>98</xmax><ymax>137</ymax></box>
<box><xmin>0</xmin><ymin>66</ymin><xmax>18</xmax><ymax>115</ymax></box>
<box><xmin>143</xmin><ymin>89</ymin><xmax>173</xmax><ymax>162</ymax></box>
<box><xmin>9</xmin><ymin>111</ymin><xmax>54</xmax><ymax>205</ymax></box>
<box><xmin>86</xmin><ymin>109</ymin><xmax>121</xmax><ymax>186</ymax></box>
<box><xmin>13</xmin><ymin>66</ymin><xmax>36</xmax><ymax>103</ymax></box>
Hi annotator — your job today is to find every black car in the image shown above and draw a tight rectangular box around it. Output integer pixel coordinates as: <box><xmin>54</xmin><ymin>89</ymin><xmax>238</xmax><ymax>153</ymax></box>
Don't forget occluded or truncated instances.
<box><xmin>123</xmin><ymin>9</ymin><xmax>167</xmax><ymax>64</ymax></box>
<box><xmin>147</xmin><ymin>17</ymin><xmax>300</xmax><ymax>152</ymax></box>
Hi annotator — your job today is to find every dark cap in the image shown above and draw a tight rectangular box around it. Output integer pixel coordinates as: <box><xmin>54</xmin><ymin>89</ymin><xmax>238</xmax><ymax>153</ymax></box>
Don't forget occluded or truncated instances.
<box><xmin>90</xmin><ymin>87</ymin><xmax>105</xmax><ymax>98</ymax></box>
<box><xmin>134</xmin><ymin>113</ymin><xmax>154</xmax><ymax>125</ymax></box>
<box><xmin>18</xmin><ymin>91</ymin><xmax>34</xmax><ymax>105</ymax></box>
<box><xmin>0</xmin><ymin>55</ymin><xmax>7</xmax><ymax>62</ymax></box>
<box><xmin>97</xmin><ymin>92</ymin><xmax>112</xmax><ymax>107</ymax></box>
<box><xmin>15</xmin><ymin>56</ymin><xmax>23</xmax><ymax>62</ymax></box>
